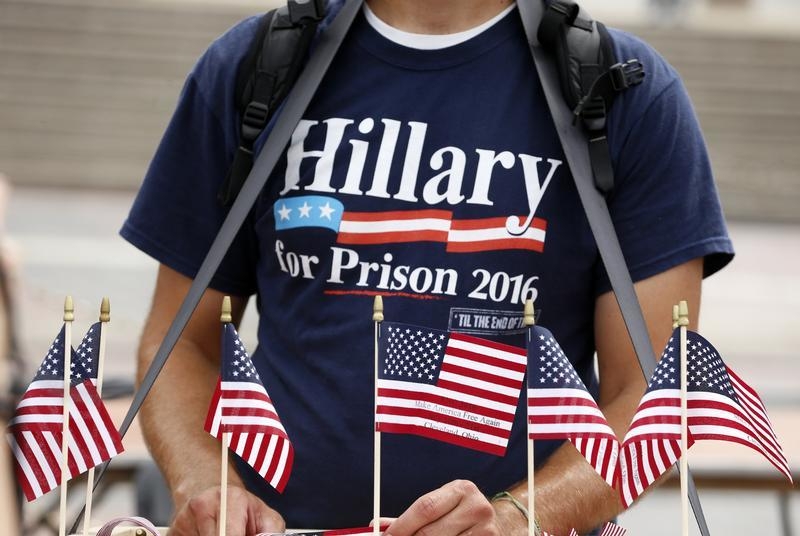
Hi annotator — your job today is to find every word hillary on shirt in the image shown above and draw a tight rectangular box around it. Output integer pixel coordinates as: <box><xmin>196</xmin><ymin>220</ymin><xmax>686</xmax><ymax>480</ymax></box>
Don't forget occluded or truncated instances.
<box><xmin>281</xmin><ymin>117</ymin><xmax>563</xmax><ymax>232</ymax></box>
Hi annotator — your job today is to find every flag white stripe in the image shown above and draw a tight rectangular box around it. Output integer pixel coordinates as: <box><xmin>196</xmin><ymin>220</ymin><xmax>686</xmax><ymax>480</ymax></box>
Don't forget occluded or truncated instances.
<box><xmin>15</xmin><ymin>397</ymin><xmax>65</xmax><ymax>409</ymax></box>
<box><xmin>9</xmin><ymin>414</ymin><xmax>62</xmax><ymax>426</ymax></box>
<box><xmin>218</xmin><ymin>398</ymin><xmax>278</xmax><ymax>411</ymax></box>
<box><xmin>260</xmin><ymin>435</ymin><xmax>278</xmax><ymax>477</ymax></box>
<box><xmin>247</xmin><ymin>434</ymin><xmax>264</xmax><ymax>467</ymax></box>
<box><xmin>378</xmin><ymin>396</ymin><xmax>513</xmax><ymax>430</ymax></box>
<box><xmin>77</xmin><ymin>385</ymin><xmax>118</xmax><ymax>456</ymax></box>
<box><xmin>339</xmin><ymin>217</ymin><xmax>452</xmax><ymax>234</ymax></box>
<box><xmin>448</xmin><ymin>337</ymin><xmax>527</xmax><ymax>365</ymax></box>
<box><xmin>438</xmin><ymin>370</ymin><xmax>520</xmax><ymax>398</ymax></box>
<box><xmin>219</xmin><ymin>416</ymin><xmax>286</xmax><ymax>430</ymax></box>
<box><xmin>68</xmin><ymin>398</ymin><xmax>101</xmax><ymax>467</ymax></box>
<box><xmin>528</xmin><ymin>422</ymin><xmax>618</xmax><ymax>435</ymax></box>
<box><xmin>376</xmin><ymin>414</ymin><xmax>508</xmax><ymax>447</ymax></box>
<box><xmin>447</xmin><ymin>226</ymin><xmax>546</xmax><ymax>242</ymax></box>
<box><xmin>528</xmin><ymin>405</ymin><xmax>609</xmax><ymax>418</ymax></box>
<box><xmin>378</xmin><ymin>379</ymin><xmax>517</xmax><ymax>414</ymax></box>
<box><xmin>528</xmin><ymin>387</ymin><xmax>597</xmax><ymax>400</ymax></box>
<box><xmin>220</xmin><ymin>382</ymin><xmax>272</xmax><ymax>394</ymax></box>
<box><xmin>268</xmin><ymin>439</ymin><xmax>291</xmax><ymax>489</ymax></box>
<box><xmin>444</xmin><ymin>355</ymin><xmax>525</xmax><ymax>382</ymax></box>
<box><xmin>22</xmin><ymin>432</ymin><xmax>54</xmax><ymax>495</ymax></box>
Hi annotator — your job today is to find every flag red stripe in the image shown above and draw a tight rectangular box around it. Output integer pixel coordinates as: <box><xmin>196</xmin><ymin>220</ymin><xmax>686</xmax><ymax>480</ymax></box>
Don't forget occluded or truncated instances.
<box><xmin>450</xmin><ymin>332</ymin><xmax>527</xmax><ymax>357</ymax></box>
<box><xmin>445</xmin><ymin>239</ymin><xmax>544</xmax><ymax>253</ymax></box>
<box><xmin>375</xmin><ymin>405</ymin><xmax>510</xmax><ymax>439</ymax></box>
<box><xmin>444</xmin><ymin>347</ymin><xmax>527</xmax><ymax>374</ymax></box>
<box><xmin>440</xmin><ymin>361</ymin><xmax>521</xmax><ymax>390</ymax></box>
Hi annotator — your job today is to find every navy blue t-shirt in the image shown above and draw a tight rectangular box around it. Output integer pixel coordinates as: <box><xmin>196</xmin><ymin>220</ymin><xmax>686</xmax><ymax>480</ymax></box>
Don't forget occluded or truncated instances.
<box><xmin>121</xmin><ymin>3</ymin><xmax>734</xmax><ymax>528</ymax></box>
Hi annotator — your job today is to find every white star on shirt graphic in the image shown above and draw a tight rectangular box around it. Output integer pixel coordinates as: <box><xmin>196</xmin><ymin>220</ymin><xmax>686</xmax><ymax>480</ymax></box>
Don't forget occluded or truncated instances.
<box><xmin>277</xmin><ymin>203</ymin><xmax>292</xmax><ymax>221</ymax></box>
<box><xmin>319</xmin><ymin>202</ymin><xmax>336</xmax><ymax>220</ymax></box>
<box><xmin>298</xmin><ymin>202</ymin><xmax>312</xmax><ymax>218</ymax></box>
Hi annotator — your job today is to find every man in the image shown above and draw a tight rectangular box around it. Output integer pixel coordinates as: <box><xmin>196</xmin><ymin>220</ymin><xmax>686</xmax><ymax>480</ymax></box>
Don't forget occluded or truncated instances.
<box><xmin>121</xmin><ymin>0</ymin><xmax>734</xmax><ymax>534</ymax></box>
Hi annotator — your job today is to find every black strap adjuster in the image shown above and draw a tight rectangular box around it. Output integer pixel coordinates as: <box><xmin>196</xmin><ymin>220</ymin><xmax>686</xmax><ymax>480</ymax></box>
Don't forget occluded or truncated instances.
<box><xmin>241</xmin><ymin>101</ymin><xmax>270</xmax><ymax>143</ymax></box>
<box><xmin>609</xmin><ymin>59</ymin><xmax>645</xmax><ymax>91</ymax></box>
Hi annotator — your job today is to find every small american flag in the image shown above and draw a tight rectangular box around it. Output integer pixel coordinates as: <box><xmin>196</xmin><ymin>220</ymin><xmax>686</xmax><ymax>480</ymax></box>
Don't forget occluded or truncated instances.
<box><xmin>527</xmin><ymin>326</ymin><xmax>619</xmax><ymax>486</ymax></box>
<box><xmin>6</xmin><ymin>323</ymin><xmax>124</xmax><ymax>501</ymax></box>
<box><xmin>619</xmin><ymin>328</ymin><xmax>792</xmax><ymax>507</ymax></box>
<box><xmin>204</xmin><ymin>323</ymin><xmax>293</xmax><ymax>492</ymax></box>
<box><xmin>682</xmin><ymin>330</ymin><xmax>791</xmax><ymax>481</ymax></box>
<box><xmin>376</xmin><ymin>322</ymin><xmax>527</xmax><ymax>456</ymax></box>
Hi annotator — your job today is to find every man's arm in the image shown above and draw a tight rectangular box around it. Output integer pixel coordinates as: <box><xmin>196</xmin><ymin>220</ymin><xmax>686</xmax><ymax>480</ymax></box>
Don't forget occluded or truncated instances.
<box><xmin>137</xmin><ymin>264</ymin><xmax>285</xmax><ymax>535</ymax></box>
<box><xmin>499</xmin><ymin>257</ymin><xmax>704</xmax><ymax>535</ymax></box>
<box><xmin>386</xmin><ymin>258</ymin><xmax>703</xmax><ymax>536</ymax></box>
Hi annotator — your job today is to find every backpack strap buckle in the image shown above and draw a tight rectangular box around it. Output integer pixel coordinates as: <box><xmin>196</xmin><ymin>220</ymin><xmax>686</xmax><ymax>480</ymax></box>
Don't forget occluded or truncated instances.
<box><xmin>287</xmin><ymin>0</ymin><xmax>324</xmax><ymax>24</ymax></box>
<box><xmin>610</xmin><ymin>59</ymin><xmax>645</xmax><ymax>91</ymax></box>
<box><xmin>241</xmin><ymin>101</ymin><xmax>271</xmax><ymax>145</ymax></box>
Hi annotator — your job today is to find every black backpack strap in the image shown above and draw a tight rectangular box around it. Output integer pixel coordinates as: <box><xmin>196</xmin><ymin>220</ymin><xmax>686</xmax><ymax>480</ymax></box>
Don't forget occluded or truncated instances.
<box><xmin>218</xmin><ymin>0</ymin><xmax>325</xmax><ymax>206</ymax></box>
<box><xmin>517</xmin><ymin>1</ymin><xmax>711</xmax><ymax>534</ymax></box>
<box><xmin>536</xmin><ymin>0</ymin><xmax>644</xmax><ymax>194</ymax></box>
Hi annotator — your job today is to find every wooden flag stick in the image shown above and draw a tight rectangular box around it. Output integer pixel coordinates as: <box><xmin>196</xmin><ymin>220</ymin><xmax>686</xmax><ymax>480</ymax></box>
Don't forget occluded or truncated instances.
<box><xmin>372</xmin><ymin>295</ymin><xmax>384</xmax><ymax>536</ymax></box>
<box><xmin>677</xmin><ymin>301</ymin><xmax>690</xmax><ymax>536</ymax></box>
<box><xmin>219</xmin><ymin>297</ymin><xmax>232</xmax><ymax>536</ymax></box>
<box><xmin>372</xmin><ymin>295</ymin><xmax>383</xmax><ymax>536</ymax></box>
<box><xmin>59</xmin><ymin>296</ymin><xmax>75</xmax><ymax>536</ymax></box>
<box><xmin>83</xmin><ymin>297</ymin><xmax>110</xmax><ymax>536</ymax></box>
<box><xmin>523</xmin><ymin>299</ymin><xmax>536</xmax><ymax>536</ymax></box>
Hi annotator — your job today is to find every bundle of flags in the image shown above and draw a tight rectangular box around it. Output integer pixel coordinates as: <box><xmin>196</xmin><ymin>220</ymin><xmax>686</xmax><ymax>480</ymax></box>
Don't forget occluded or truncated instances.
<box><xmin>6</xmin><ymin>322</ymin><xmax>123</xmax><ymax>501</ymax></box>
<box><xmin>370</xmin><ymin>309</ymin><xmax>790</xmax><ymax>536</ymax></box>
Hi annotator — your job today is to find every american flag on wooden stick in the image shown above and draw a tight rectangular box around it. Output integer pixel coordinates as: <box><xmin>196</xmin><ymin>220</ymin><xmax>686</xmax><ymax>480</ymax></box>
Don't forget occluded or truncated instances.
<box><xmin>618</xmin><ymin>328</ymin><xmax>791</xmax><ymax>507</ymax></box>
<box><xmin>6</xmin><ymin>323</ymin><xmax>124</xmax><ymax>501</ymax></box>
<box><xmin>527</xmin><ymin>325</ymin><xmax>619</xmax><ymax>486</ymax></box>
<box><xmin>682</xmin><ymin>330</ymin><xmax>791</xmax><ymax>480</ymax></box>
<box><xmin>376</xmin><ymin>322</ymin><xmax>527</xmax><ymax>456</ymax></box>
<box><xmin>204</xmin><ymin>323</ymin><xmax>293</xmax><ymax>492</ymax></box>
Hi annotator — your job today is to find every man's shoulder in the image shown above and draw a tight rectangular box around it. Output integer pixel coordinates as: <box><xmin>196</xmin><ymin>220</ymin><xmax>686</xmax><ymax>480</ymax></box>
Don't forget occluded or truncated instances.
<box><xmin>606</xmin><ymin>26</ymin><xmax>681</xmax><ymax>95</ymax></box>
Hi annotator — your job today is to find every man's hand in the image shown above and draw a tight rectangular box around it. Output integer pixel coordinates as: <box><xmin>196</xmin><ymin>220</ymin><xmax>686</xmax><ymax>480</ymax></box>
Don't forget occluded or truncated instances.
<box><xmin>170</xmin><ymin>484</ymin><xmax>285</xmax><ymax>536</ymax></box>
<box><xmin>384</xmin><ymin>480</ymin><xmax>525</xmax><ymax>536</ymax></box>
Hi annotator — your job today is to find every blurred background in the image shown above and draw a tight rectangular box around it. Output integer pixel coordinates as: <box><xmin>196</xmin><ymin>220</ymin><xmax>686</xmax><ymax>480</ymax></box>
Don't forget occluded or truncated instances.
<box><xmin>0</xmin><ymin>0</ymin><xmax>798</xmax><ymax>534</ymax></box>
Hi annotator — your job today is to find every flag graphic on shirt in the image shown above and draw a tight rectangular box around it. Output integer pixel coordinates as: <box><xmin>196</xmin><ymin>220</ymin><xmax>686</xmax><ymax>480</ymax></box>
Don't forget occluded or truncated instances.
<box><xmin>6</xmin><ymin>323</ymin><xmax>124</xmax><ymax>501</ymax></box>
<box><xmin>204</xmin><ymin>323</ymin><xmax>293</xmax><ymax>492</ymax></box>
<box><xmin>527</xmin><ymin>325</ymin><xmax>619</xmax><ymax>486</ymax></box>
<box><xmin>376</xmin><ymin>322</ymin><xmax>527</xmax><ymax>456</ymax></box>
<box><xmin>618</xmin><ymin>328</ymin><xmax>792</xmax><ymax>507</ymax></box>
<box><xmin>273</xmin><ymin>195</ymin><xmax>547</xmax><ymax>252</ymax></box>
